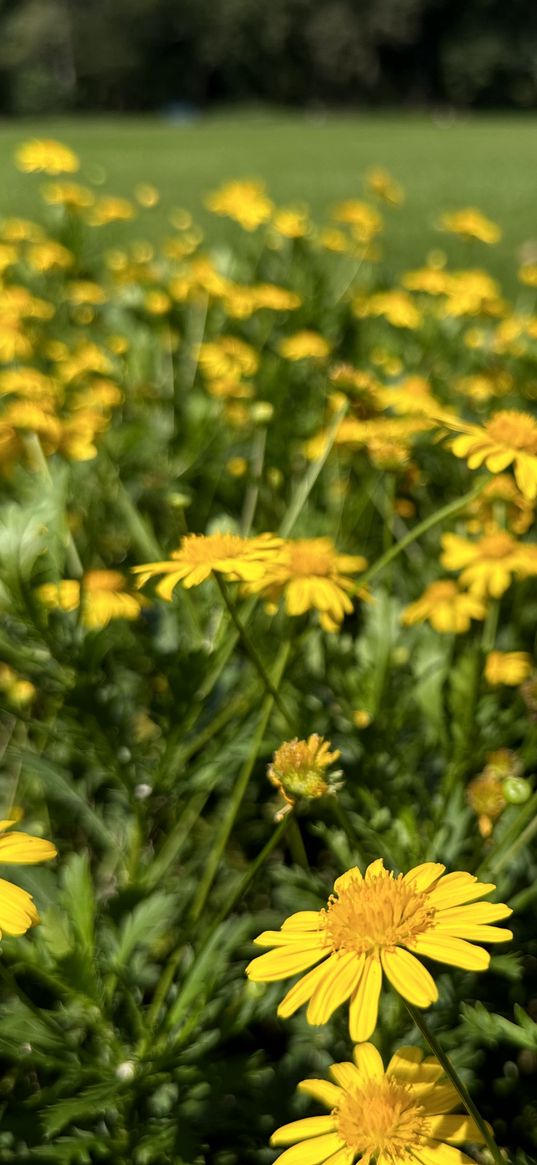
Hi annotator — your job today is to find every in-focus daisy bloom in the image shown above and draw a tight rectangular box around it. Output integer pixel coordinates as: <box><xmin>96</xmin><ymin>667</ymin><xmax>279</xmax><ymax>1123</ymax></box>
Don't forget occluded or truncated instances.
<box><xmin>439</xmin><ymin>208</ymin><xmax>501</xmax><ymax>244</ymax></box>
<box><xmin>246</xmin><ymin>859</ymin><xmax>512</xmax><ymax>1041</ymax></box>
<box><xmin>268</xmin><ymin>735</ymin><xmax>342</xmax><ymax>817</ymax></box>
<box><xmin>243</xmin><ymin>537</ymin><xmax>368</xmax><ymax>632</ymax></box>
<box><xmin>37</xmin><ymin>571</ymin><xmax>145</xmax><ymax>629</ymax></box>
<box><xmin>441</xmin><ymin>530</ymin><xmax>537</xmax><ymax>599</ymax></box>
<box><xmin>448</xmin><ymin>410</ymin><xmax>537</xmax><ymax>500</ymax></box>
<box><xmin>270</xmin><ymin>1042</ymin><xmax>487</xmax><ymax>1165</ymax></box>
<box><xmin>132</xmin><ymin>532</ymin><xmax>282</xmax><ymax>598</ymax></box>
<box><xmin>485</xmin><ymin>651</ymin><xmax>533</xmax><ymax>686</ymax></box>
<box><xmin>402</xmin><ymin>580</ymin><xmax>486</xmax><ymax>634</ymax></box>
<box><xmin>0</xmin><ymin>817</ymin><xmax>57</xmax><ymax>937</ymax></box>
<box><xmin>15</xmin><ymin>139</ymin><xmax>79</xmax><ymax>175</ymax></box>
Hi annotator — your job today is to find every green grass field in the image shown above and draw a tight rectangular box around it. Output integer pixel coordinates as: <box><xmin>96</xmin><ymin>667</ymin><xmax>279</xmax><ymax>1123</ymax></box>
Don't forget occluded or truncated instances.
<box><xmin>1</xmin><ymin>111</ymin><xmax>537</xmax><ymax>287</ymax></box>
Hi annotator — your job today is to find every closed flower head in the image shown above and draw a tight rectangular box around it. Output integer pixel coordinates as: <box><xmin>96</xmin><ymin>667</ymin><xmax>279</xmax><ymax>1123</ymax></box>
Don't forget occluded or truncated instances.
<box><xmin>246</xmin><ymin>859</ymin><xmax>512</xmax><ymax>1041</ymax></box>
<box><xmin>268</xmin><ymin>735</ymin><xmax>341</xmax><ymax>814</ymax></box>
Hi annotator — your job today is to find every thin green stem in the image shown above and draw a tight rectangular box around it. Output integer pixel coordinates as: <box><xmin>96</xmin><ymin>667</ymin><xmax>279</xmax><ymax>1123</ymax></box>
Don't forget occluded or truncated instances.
<box><xmin>279</xmin><ymin>403</ymin><xmax>348</xmax><ymax>537</ymax></box>
<box><xmin>405</xmin><ymin>1003</ymin><xmax>506</xmax><ymax>1165</ymax></box>
<box><xmin>190</xmin><ymin>639</ymin><xmax>292</xmax><ymax>922</ymax></box>
<box><xmin>287</xmin><ymin>816</ymin><xmax>310</xmax><ymax>869</ymax></box>
<box><xmin>358</xmin><ymin>479</ymin><xmax>488</xmax><ymax>589</ymax></box>
<box><xmin>213</xmin><ymin>574</ymin><xmax>294</xmax><ymax>729</ymax></box>
<box><xmin>23</xmin><ymin>433</ymin><xmax>83</xmax><ymax>578</ymax></box>
<box><xmin>241</xmin><ymin>427</ymin><xmax>267</xmax><ymax>536</ymax></box>
<box><xmin>481</xmin><ymin>598</ymin><xmax>500</xmax><ymax>655</ymax></box>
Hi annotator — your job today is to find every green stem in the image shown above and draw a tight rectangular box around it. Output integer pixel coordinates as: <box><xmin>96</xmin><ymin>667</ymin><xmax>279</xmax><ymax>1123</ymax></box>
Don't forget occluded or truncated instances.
<box><xmin>213</xmin><ymin>574</ymin><xmax>294</xmax><ymax>729</ymax></box>
<box><xmin>241</xmin><ymin>427</ymin><xmax>267</xmax><ymax>536</ymax></box>
<box><xmin>405</xmin><ymin>1003</ymin><xmax>506</xmax><ymax>1165</ymax></box>
<box><xmin>23</xmin><ymin>433</ymin><xmax>83</xmax><ymax>578</ymax></box>
<box><xmin>481</xmin><ymin>598</ymin><xmax>500</xmax><ymax>655</ymax></box>
<box><xmin>190</xmin><ymin>639</ymin><xmax>292</xmax><ymax>922</ymax></box>
<box><xmin>358</xmin><ymin>479</ymin><xmax>488</xmax><ymax>589</ymax></box>
<box><xmin>287</xmin><ymin>817</ymin><xmax>310</xmax><ymax>869</ymax></box>
<box><xmin>279</xmin><ymin>403</ymin><xmax>348</xmax><ymax>537</ymax></box>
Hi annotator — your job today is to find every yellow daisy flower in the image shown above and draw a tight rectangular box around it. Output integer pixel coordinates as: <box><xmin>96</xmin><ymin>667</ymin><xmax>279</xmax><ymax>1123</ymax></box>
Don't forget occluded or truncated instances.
<box><xmin>242</xmin><ymin>537</ymin><xmax>368</xmax><ymax>632</ymax></box>
<box><xmin>15</xmin><ymin>139</ymin><xmax>79</xmax><ymax>175</ymax></box>
<box><xmin>37</xmin><ymin>571</ymin><xmax>145</xmax><ymax>629</ymax></box>
<box><xmin>439</xmin><ymin>208</ymin><xmax>501</xmax><ymax>244</ymax></box>
<box><xmin>0</xmin><ymin>817</ymin><xmax>57</xmax><ymax>938</ymax></box>
<box><xmin>440</xmin><ymin>530</ymin><xmax>537</xmax><ymax>599</ymax></box>
<box><xmin>448</xmin><ymin>410</ymin><xmax>537</xmax><ymax>501</ymax></box>
<box><xmin>402</xmin><ymin>580</ymin><xmax>486</xmax><ymax>634</ymax></box>
<box><xmin>205</xmin><ymin>179</ymin><xmax>273</xmax><ymax>231</ymax></box>
<box><xmin>270</xmin><ymin>1042</ymin><xmax>486</xmax><ymax>1165</ymax></box>
<box><xmin>246</xmin><ymin>859</ymin><xmax>512</xmax><ymax>1042</ymax></box>
<box><xmin>365</xmin><ymin>166</ymin><xmax>405</xmax><ymax>206</ymax></box>
<box><xmin>484</xmin><ymin>651</ymin><xmax>533</xmax><ymax>686</ymax></box>
<box><xmin>132</xmin><ymin>532</ymin><xmax>283</xmax><ymax>598</ymax></box>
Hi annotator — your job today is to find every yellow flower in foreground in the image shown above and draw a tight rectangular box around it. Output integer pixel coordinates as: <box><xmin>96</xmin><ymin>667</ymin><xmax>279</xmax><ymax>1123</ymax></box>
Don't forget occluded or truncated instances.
<box><xmin>0</xmin><ymin>818</ymin><xmax>57</xmax><ymax>937</ymax></box>
<box><xmin>485</xmin><ymin>651</ymin><xmax>533</xmax><ymax>686</ymax></box>
<box><xmin>37</xmin><ymin>571</ymin><xmax>144</xmax><ymax>629</ymax></box>
<box><xmin>441</xmin><ymin>530</ymin><xmax>537</xmax><ymax>599</ymax></box>
<box><xmin>270</xmin><ymin>1043</ymin><xmax>486</xmax><ymax>1165</ymax></box>
<box><xmin>15</xmin><ymin>139</ymin><xmax>79</xmax><ymax>175</ymax></box>
<box><xmin>402</xmin><ymin>580</ymin><xmax>486</xmax><ymax>633</ymax></box>
<box><xmin>439</xmin><ymin>208</ymin><xmax>501</xmax><ymax>244</ymax></box>
<box><xmin>268</xmin><ymin>735</ymin><xmax>341</xmax><ymax>816</ymax></box>
<box><xmin>278</xmin><ymin>331</ymin><xmax>331</xmax><ymax>361</ymax></box>
<box><xmin>246</xmin><ymin>859</ymin><xmax>512</xmax><ymax>1041</ymax></box>
<box><xmin>205</xmin><ymin>179</ymin><xmax>273</xmax><ymax>231</ymax></box>
<box><xmin>132</xmin><ymin>532</ymin><xmax>282</xmax><ymax>598</ymax></box>
<box><xmin>243</xmin><ymin>537</ymin><xmax>368</xmax><ymax>632</ymax></box>
<box><xmin>448</xmin><ymin>410</ymin><xmax>537</xmax><ymax>500</ymax></box>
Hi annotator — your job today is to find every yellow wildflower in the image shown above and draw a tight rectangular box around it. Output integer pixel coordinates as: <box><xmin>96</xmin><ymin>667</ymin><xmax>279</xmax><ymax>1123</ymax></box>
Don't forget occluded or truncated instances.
<box><xmin>270</xmin><ymin>1043</ymin><xmax>486</xmax><ymax>1165</ymax></box>
<box><xmin>519</xmin><ymin>263</ymin><xmax>537</xmax><ymax>287</ymax></box>
<box><xmin>205</xmin><ymin>179</ymin><xmax>273</xmax><ymax>231</ymax></box>
<box><xmin>0</xmin><ymin>816</ymin><xmax>56</xmax><ymax>937</ymax></box>
<box><xmin>485</xmin><ymin>651</ymin><xmax>533</xmax><ymax>686</ymax></box>
<box><xmin>268</xmin><ymin>735</ymin><xmax>341</xmax><ymax>816</ymax></box>
<box><xmin>246</xmin><ymin>859</ymin><xmax>511</xmax><ymax>1041</ymax></box>
<box><xmin>15</xmin><ymin>140</ymin><xmax>79</xmax><ymax>175</ymax></box>
<box><xmin>278</xmin><ymin>331</ymin><xmax>330</xmax><ymax>361</ymax></box>
<box><xmin>448</xmin><ymin>410</ymin><xmax>537</xmax><ymax>501</ymax></box>
<box><xmin>439</xmin><ymin>208</ymin><xmax>501</xmax><ymax>244</ymax></box>
<box><xmin>243</xmin><ymin>537</ymin><xmax>368</xmax><ymax>632</ymax></box>
<box><xmin>134</xmin><ymin>184</ymin><xmax>160</xmax><ymax>208</ymax></box>
<box><xmin>37</xmin><ymin>571</ymin><xmax>144</xmax><ymax>629</ymax></box>
<box><xmin>331</xmin><ymin>201</ymin><xmax>383</xmax><ymax>242</ymax></box>
<box><xmin>402</xmin><ymin>580</ymin><xmax>486</xmax><ymax>633</ymax></box>
<box><xmin>365</xmin><ymin>166</ymin><xmax>404</xmax><ymax>206</ymax></box>
<box><xmin>26</xmin><ymin>241</ymin><xmax>74</xmax><ymax>273</ymax></box>
<box><xmin>354</xmin><ymin>290</ymin><xmax>422</xmax><ymax>330</ymax></box>
<box><xmin>441</xmin><ymin>529</ymin><xmax>537</xmax><ymax>598</ymax></box>
<box><xmin>42</xmin><ymin>182</ymin><xmax>95</xmax><ymax>209</ymax></box>
<box><xmin>88</xmin><ymin>197</ymin><xmax>136</xmax><ymax>226</ymax></box>
<box><xmin>132</xmin><ymin>532</ymin><xmax>282</xmax><ymax>598</ymax></box>
<box><xmin>272</xmin><ymin>206</ymin><xmax>310</xmax><ymax>238</ymax></box>
<box><xmin>467</xmin><ymin>770</ymin><xmax>507</xmax><ymax>838</ymax></box>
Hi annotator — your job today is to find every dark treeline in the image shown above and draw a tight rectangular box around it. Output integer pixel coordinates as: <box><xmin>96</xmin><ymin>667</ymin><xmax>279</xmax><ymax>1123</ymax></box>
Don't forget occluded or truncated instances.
<box><xmin>1</xmin><ymin>0</ymin><xmax>537</xmax><ymax>115</ymax></box>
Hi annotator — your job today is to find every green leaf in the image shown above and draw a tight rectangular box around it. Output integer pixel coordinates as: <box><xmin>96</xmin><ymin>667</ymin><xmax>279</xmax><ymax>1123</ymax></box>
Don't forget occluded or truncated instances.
<box><xmin>112</xmin><ymin>891</ymin><xmax>178</xmax><ymax>970</ymax></box>
<box><xmin>60</xmin><ymin>854</ymin><xmax>95</xmax><ymax>956</ymax></box>
<box><xmin>41</xmin><ymin>1080</ymin><xmax>121</xmax><ymax>1137</ymax></box>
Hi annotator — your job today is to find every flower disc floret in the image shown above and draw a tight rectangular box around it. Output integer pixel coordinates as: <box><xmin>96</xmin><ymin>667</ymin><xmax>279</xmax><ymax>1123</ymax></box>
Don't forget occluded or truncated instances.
<box><xmin>270</xmin><ymin>1042</ymin><xmax>487</xmax><ymax>1165</ymax></box>
<box><xmin>246</xmin><ymin>859</ymin><xmax>512</xmax><ymax>1041</ymax></box>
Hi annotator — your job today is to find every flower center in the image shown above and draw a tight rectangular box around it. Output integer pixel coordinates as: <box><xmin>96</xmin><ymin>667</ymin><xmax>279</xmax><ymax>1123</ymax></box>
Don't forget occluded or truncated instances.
<box><xmin>486</xmin><ymin>412</ymin><xmax>537</xmax><ymax>452</ymax></box>
<box><xmin>322</xmin><ymin>870</ymin><xmax>435</xmax><ymax>954</ymax></box>
<box><xmin>336</xmin><ymin>1078</ymin><xmax>427</xmax><ymax>1163</ymax></box>
<box><xmin>287</xmin><ymin>540</ymin><xmax>337</xmax><ymax>578</ymax></box>
<box><xmin>478</xmin><ymin>532</ymin><xmax>516</xmax><ymax>559</ymax></box>
<box><xmin>174</xmin><ymin>533</ymin><xmax>247</xmax><ymax>565</ymax></box>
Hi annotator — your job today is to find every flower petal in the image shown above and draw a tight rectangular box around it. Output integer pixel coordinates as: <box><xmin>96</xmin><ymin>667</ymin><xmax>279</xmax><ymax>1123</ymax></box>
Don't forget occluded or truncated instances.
<box><xmin>329</xmin><ymin>1061</ymin><xmax>362</xmax><ymax>1090</ymax></box>
<box><xmin>381</xmin><ymin>947</ymin><xmax>438</xmax><ymax>1006</ymax></box>
<box><xmin>427</xmin><ymin>874</ymin><xmax>496</xmax><ymax>910</ymax></box>
<box><xmin>349</xmin><ymin>955</ymin><xmax>382</xmax><ymax>1042</ymax></box>
<box><xmin>433</xmin><ymin>924</ymin><xmax>512</xmax><ymax>944</ymax></box>
<box><xmin>427</xmin><ymin>1114</ymin><xmax>486</xmax><ymax>1144</ymax></box>
<box><xmin>364</xmin><ymin>859</ymin><xmax>386</xmax><ymax>880</ymax></box>
<box><xmin>278</xmin><ymin>957</ymin><xmax>335</xmax><ymax>1018</ymax></box>
<box><xmin>435</xmin><ymin>903</ymin><xmax>511</xmax><ymax>926</ymax></box>
<box><xmin>307</xmin><ymin>952</ymin><xmax>363</xmax><ymax>1025</ymax></box>
<box><xmin>246</xmin><ymin>945</ymin><xmax>327</xmax><ymax>982</ymax></box>
<box><xmin>282</xmin><ymin>911</ymin><xmax>323</xmax><ymax>932</ymax></box>
<box><xmin>254</xmin><ymin>930</ymin><xmax>325</xmax><ymax>948</ymax></box>
<box><xmin>353</xmin><ymin>1042</ymin><xmax>384</xmax><ymax>1080</ymax></box>
<box><xmin>413</xmin><ymin>934</ymin><xmax>490</xmax><ymax>971</ymax></box>
<box><xmin>403</xmin><ymin>863</ymin><xmax>446</xmax><ymax>892</ymax></box>
<box><xmin>271</xmin><ymin>1117</ymin><xmax>337</xmax><ymax>1146</ymax></box>
<box><xmin>0</xmin><ymin>833</ymin><xmax>57</xmax><ymax>864</ymax></box>
<box><xmin>414</xmin><ymin>1142</ymin><xmax>477</xmax><ymax>1165</ymax></box>
<box><xmin>272</xmin><ymin>1132</ymin><xmax>346</xmax><ymax>1165</ymax></box>
<box><xmin>298</xmin><ymin>1080</ymin><xmax>342</xmax><ymax>1109</ymax></box>
<box><xmin>0</xmin><ymin>878</ymin><xmax>39</xmax><ymax>936</ymax></box>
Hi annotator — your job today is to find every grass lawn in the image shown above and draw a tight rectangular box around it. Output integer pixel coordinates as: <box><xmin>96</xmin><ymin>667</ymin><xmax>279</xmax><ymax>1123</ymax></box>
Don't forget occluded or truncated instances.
<box><xmin>1</xmin><ymin>110</ymin><xmax>537</xmax><ymax>289</ymax></box>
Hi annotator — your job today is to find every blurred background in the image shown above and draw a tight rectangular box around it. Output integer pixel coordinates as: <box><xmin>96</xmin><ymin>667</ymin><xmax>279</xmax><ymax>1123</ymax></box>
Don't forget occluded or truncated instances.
<box><xmin>1</xmin><ymin>0</ymin><xmax>537</xmax><ymax>114</ymax></box>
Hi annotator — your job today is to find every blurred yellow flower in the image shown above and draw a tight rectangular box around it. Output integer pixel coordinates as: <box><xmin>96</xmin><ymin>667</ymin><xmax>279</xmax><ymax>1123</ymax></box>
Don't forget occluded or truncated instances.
<box><xmin>331</xmin><ymin>200</ymin><xmax>383</xmax><ymax>242</ymax></box>
<box><xmin>272</xmin><ymin>206</ymin><xmax>310</xmax><ymax>238</ymax></box>
<box><xmin>15</xmin><ymin>139</ymin><xmax>79</xmax><ymax>175</ymax></box>
<box><xmin>485</xmin><ymin>651</ymin><xmax>533</xmax><ymax>686</ymax></box>
<box><xmin>354</xmin><ymin>290</ymin><xmax>422</xmax><ymax>329</ymax></box>
<box><xmin>134</xmin><ymin>183</ymin><xmax>160</xmax><ymax>208</ymax></box>
<box><xmin>518</xmin><ymin>263</ymin><xmax>537</xmax><ymax>287</ymax></box>
<box><xmin>243</xmin><ymin>537</ymin><xmax>368</xmax><ymax>632</ymax></box>
<box><xmin>26</xmin><ymin>241</ymin><xmax>74</xmax><ymax>273</ymax></box>
<box><xmin>247</xmin><ymin>859</ymin><xmax>512</xmax><ymax>1041</ymax></box>
<box><xmin>365</xmin><ymin>166</ymin><xmax>404</xmax><ymax>206</ymax></box>
<box><xmin>89</xmin><ymin>197</ymin><xmax>136</xmax><ymax>226</ymax></box>
<box><xmin>42</xmin><ymin>182</ymin><xmax>95</xmax><ymax>209</ymax></box>
<box><xmin>132</xmin><ymin>532</ymin><xmax>282</xmax><ymax>598</ymax></box>
<box><xmin>402</xmin><ymin>579</ymin><xmax>486</xmax><ymax>633</ymax></box>
<box><xmin>441</xmin><ymin>529</ymin><xmax>537</xmax><ymax>598</ymax></box>
<box><xmin>37</xmin><ymin>571</ymin><xmax>145</xmax><ymax>629</ymax></box>
<box><xmin>0</xmin><ymin>816</ymin><xmax>56</xmax><ymax>937</ymax></box>
<box><xmin>464</xmin><ymin>474</ymin><xmax>535</xmax><ymax>537</ymax></box>
<box><xmin>440</xmin><ymin>208</ymin><xmax>501</xmax><ymax>244</ymax></box>
<box><xmin>205</xmin><ymin>179</ymin><xmax>273</xmax><ymax>231</ymax></box>
<box><xmin>270</xmin><ymin>1043</ymin><xmax>486</xmax><ymax>1165</ymax></box>
<box><xmin>278</xmin><ymin>331</ymin><xmax>330</xmax><ymax>360</ymax></box>
<box><xmin>448</xmin><ymin>410</ymin><xmax>537</xmax><ymax>500</ymax></box>
<box><xmin>0</xmin><ymin>663</ymin><xmax>36</xmax><ymax>708</ymax></box>
<box><xmin>467</xmin><ymin>770</ymin><xmax>507</xmax><ymax>838</ymax></box>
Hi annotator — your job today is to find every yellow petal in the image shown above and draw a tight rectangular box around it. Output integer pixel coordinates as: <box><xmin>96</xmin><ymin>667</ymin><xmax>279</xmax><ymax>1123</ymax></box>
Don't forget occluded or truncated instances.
<box><xmin>254</xmin><ymin>930</ymin><xmax>324</xmax><ymax>948</ymax></box>
<box><xmin>414</xmin><ymin>1142</ymin><xmax>477</xmax><ymax>1165</ymax></box>
<box><xmin>278</xmin><ymin>957</ymin><xmax>335</xmax><ymax>1018</ymax></box>
<box><xmin>403</xmin><ymin>863</ymin><xmax>445</xmax><ymax>892</ymax></box>
<box><xmin>272</xmin><ymin>1132</ymin><xmax>346</xmax><ymax>1165</ymax></box>
<box><xmin>0</xmin><ymin>878</ymin><xmax>39</xmax><ymax>935</ymax></box>
<box><xmin>333</xmin><ymin>868</ymin><xmax>362</xmax><ymax>895</ymax></box>
<box><xmin>387</xmin><ymin>1047</ymin><xmax>443</xmax><ymax>1084</ymax></box>
<box><xmin>427</xmin><ymin>874</ymin><xmax>496</xmax><ymax>910</ymax></box>
<box><xmin>419</xmin><ymin>1083</ymin><xmax>460</xmax><ymax>1115</ymax></box>
<box><xmin>364</xmin><ymin>859</ymin><xmax>386</xmax><ymax>880</ymax></box>
<box><xmin>282</xmin><ymin>911</ymin><xmax>323</xmax><ymax>932</ymax></box>
<box><xmin>427</xmin><ymin>1114</ymin><xmax>486</xmax><ymax>1144</ymax></box>
<box><xmin>307</xmin><ymin>952</ymin><xmax>363</xmax><ymax>1025</ymax></box>
<box><xmin>413</xmin><ymin>933</ymin><xmax>490</xmax><ymax>971</ymax></box>
<box><xmin>435</xmin><ymin>903</ymin><xmax>511</xmax><ymax>926</ymax></box>
<box><xmin>329</xmin><ymin>1061</ymin><xmax>362</xmax><ymax>1090</ymax></box>
<box><xmin>246</xmin><ymin>945</ymin><xmax>326</xmax><ymax>982</ymax></box>
<box><xmin>381</xmin><ymin>947</ymin><xmax>438</xmax><ymax>1007</ymax></box>
<box><xmin>298</xmin><ymin>1080</ymin><xmax>342</xmax><ymax>1109</ymax></box>
<box><xmin>0</xmin><ymin>832</ymin><xmax>57</xmax><ymax>864</ymax></box>
<box><xmin>353</xmin><ymin>1043</ymin><xmax>384</xmax><ymax>1079</ymax></box>
<box><xmin>271</xmin><ymin>1116</ymin><xmax>337</xmax><ymax>1146</ymax></box>
<box><xmin>349</xmin><ymin>955</ymin><xmax>382</xmax><ymax>1042</ymax></box>
<box><xmin>434</xmin><ymin>924</ymin><xmax>512</xmax><ymax>944</ymax></box>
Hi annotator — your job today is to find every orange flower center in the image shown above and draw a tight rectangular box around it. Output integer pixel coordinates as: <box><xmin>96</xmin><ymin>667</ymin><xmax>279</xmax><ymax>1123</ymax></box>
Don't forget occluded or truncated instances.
<box><xmin>322</xmin><ymin>871</ymin><xmax>435</xmax><ymax>954</ymax></box>
<box><xmin>486</xmin><ymin>412</ymin><xmax>537</xmax><ymax>452</ymax></box>
<box><xmin>172</xmin><ymin>533</ymin><xmax>250</xmax><ymax>565</ymax></box>
<box><xmin>336</xmin><ymin>1077</ymin><xmax>427</xmax><ymax>1163</ymax></box>
<box><xmin>478</xmin><ymin>532</ymin><xmax>516</xmax><ymax>559</ymax></box>
<box><xmin>286</xmin><ymin>540</ymin><xmax>340</xmax><ymax>578</ymax></box>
